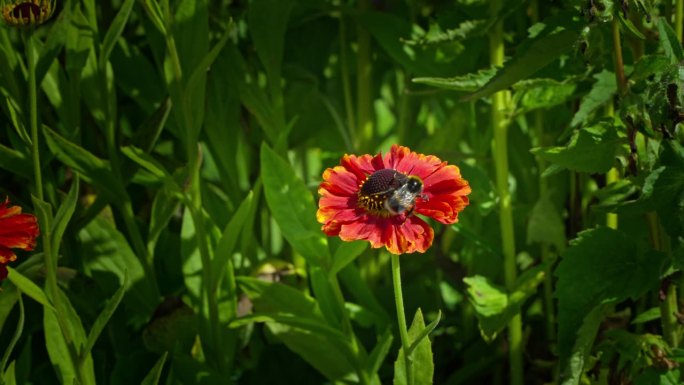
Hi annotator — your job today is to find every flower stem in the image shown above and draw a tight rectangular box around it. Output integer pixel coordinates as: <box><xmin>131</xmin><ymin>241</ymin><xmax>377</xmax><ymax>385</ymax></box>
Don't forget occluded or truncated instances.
<box><xmin>391</xmin><ymin>254</ymin><xmax>413</xmax><ymax>385</ymax></box>
<box><xmin>356</xmin><ymin>0</ymin><xmax>373</xmax><ymax>151</ymax></box>
<box><xmin>489</xmin><ymin>1</ymin><xmax>523</xmax><ymax>384</ymax></box>
<box><xmin>533</xmin><ymin>111</ymin><xmax>555</xmax><ymax>342</ymax></box>
<box><xmin>676</xmin><ymin>0</ymin><xmax>683</xmax><ymax>43</ymax></box>
<box><xmin>26</xmin><ymin>30</ymin><xmax>42</xmax><ymax>201</ymax></box>
<box><xmin>338</xmin><ymin>14</ymin><xmax>356</xmax><ymax>141</ymax></box>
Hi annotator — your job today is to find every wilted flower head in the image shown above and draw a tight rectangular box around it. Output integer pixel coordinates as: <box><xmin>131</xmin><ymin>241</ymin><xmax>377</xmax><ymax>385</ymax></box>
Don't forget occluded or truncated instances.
<box><xmin>317</xmin><ymin>145</ymin><xmax>471</xmax><ymax>254</ymax></box>
<box><xmin>0</xmin><ymin>198</ymin><xmax>39</xmax><ymax>280</ymax></box>
<box><xmin>1</xmin><ymin>0</ymin><xmax>55</xmax><ymax>27</ymax></box>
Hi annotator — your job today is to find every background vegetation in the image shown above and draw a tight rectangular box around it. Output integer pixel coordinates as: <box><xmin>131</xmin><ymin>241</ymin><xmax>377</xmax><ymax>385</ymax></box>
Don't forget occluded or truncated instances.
<box><xmin>0</xmin><ymin>0</ymin><xmax>683</xmax><ymax>384</ymax></box>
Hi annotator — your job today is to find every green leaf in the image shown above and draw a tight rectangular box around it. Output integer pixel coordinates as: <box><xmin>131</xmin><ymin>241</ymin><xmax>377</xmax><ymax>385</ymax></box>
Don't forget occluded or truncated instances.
<box><xmin>412</xmin><ymin>67</ymin><xmax>497</xmax><ymax>92</ymax></box>
<box><xmin>555</xmin><ymin>227</ymin><xmax>665</xmax><ymax>367</ymax></box>
<box><xmin>6</xmin><ymin>268</ymin><xmax>54</xmax><ymax>312</ymax></box>
<box><xmin>99</xmin><ymin>0</ymin><xmax>136</xmax><ymax>67</ymax></box>
<box><xmin>43</xmin><ymin>125</ymin><xmax>123</xmax><ymax>199</ymax></box>
<box><xmin>512</xmin><ymin>78</ymin><xmax>578</xmax><ymax>115</ymax></box>
<box><xmin>211</xmin><ymin>190</ymin><xmax>256</xmax><ymax>290</ymax></box>
<box><xmin>367</xmin><ymin>328</ymin><xmax>393</xmax><ymax>375</ymax></box>
<box><xmin>407</xmin><ymin>310</ymin><xmax>441</xmax><ymax>356</ymax></box>
<box><xmin>464</xmin><ymin>263</ymin><xmax>547</xmax><ymax>341</ymax></box>
<box><xmin>309</xmin><ymin>267</ymin><xmax>341</xmax><ymax>327</ymax></box>
<box><xmin>235</xmin><ymin>278</ymin><xmax>359</xmax><ymax>382</ymax></box>
<box><xmin>570</xmin><ymin>71</ymin><xmax>617</xmax><ymax>127</ymax></box>
<box><xmin>260</xmin><ymin>144</ymin><xmax>330</xmax><ymax>266</ymax></box>
<box><xmin>78</xmin><ymin>216</ymin><xmax>159</xmax><ymax>320</ymax></box>
<box><xmin>631</xmin><ymin>307</ymin><xmax>661</xmax><ymax>325</ymax></box>
<box><xmin>51</xmin><ymin>176</ymin><xmax>79</xmax><ymax>254</ymax></box>
<box><xmin>464</xmin><ymin>28</ymin><xmax>580</xmax><ymax>100</ymax></box>
<box><xmin>3</xmin><ymin>360</ymin><xmax>16</xmax><ymax>385</ymax></box>
<box><xmin>329</xmin><ymin>241</ymin><xmax>368</xmax><ymax>278</ymax></box>
<box><xmin>140</xmin><ymin>352</ymin><xmax>168</xmax><ymax>385</ymax></box>
<box><xmin>248</xmin><ymin>0</ymin><xmax>294</xmax><ymax>84</ymax></box>
<box><xmin>617</xmin><ymin>11</ymin><xmax>645</xmax><ymax>40</ymax></box>
<box><xmin>0</xmin><ymin>144</ymin><xmax>30</xmax><ymax>179</ymax></box>
<box><xmin>359</xmin><ymin>12</ymin><xmax>456</xmax><ymax>77</ymax></box>
<box><xmin>531</xmin><ymin>120</ymin><xmax>621</xmax><ymax>174</ymax></box>
<box><xmin>527</xmin><ymin>194</ymin><xmax>566</xmax><ymax>251</ymax></box>
<box><xmin>657</xmin><ymin>19</ymin><xmax>684</xmax><ymax>63</ymax></box>
<box><xmin>82</xmin><ymin>271</ymin><xmax>128</xmax><ymax>361</ymax></box>
<box><xmin>138</xmin><ymin>0</ymin><xmax>166</xmax><ymax>35</ymax></box>
<box><xmin>121</xmin><ymin>146</ymin><xmax>180</xmax><ymax>192</ymax></box>
<box><xmin>394</xmin><ymin>309</ymin><xmax>434</xmax><ymax>385</ymax></box>
<box><xmin>560</xmin><ymin>305</ymin><xmax>607</xmax><ymax>385</ymax></box>
<box><xmin>629</xmin><ymin>55</ymin><xmax>672</xmax><ymax>82</ymax></box>
<box><xmin>44</xmin><ymin>288</ymin><xmax>96</xmax><ymax>385</ymax></box>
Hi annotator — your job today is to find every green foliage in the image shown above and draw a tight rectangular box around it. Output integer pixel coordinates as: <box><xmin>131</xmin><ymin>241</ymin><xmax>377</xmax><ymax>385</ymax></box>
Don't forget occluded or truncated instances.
<box><xmin>0</xmin><ymin>1</ymin><xmax>682</xmax><ymax>384</ymax></box>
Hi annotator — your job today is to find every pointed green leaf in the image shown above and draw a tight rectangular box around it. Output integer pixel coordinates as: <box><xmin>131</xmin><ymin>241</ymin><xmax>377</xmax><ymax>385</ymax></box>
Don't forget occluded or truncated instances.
<box><xmin>570</xmin><ymin>70</ymin><xmax>617</xmax><ymax>127</ymax></box>
<box><xmin>394</xmin><ymin>309</ymin><xmax>434</xmax><ymax>385</ymax></box>
<box><xmin>6</xmin><ymin>268</ymin><xmax>54</xmax><ymax>312</ymax></box>
<box><xmin>531</xmin><ymin>121</ymin><xmax>621</xmax><ymax>174</ymax></box>
<box><xmin>100</xmin><ymin>0</ymin><xmax>136</xmax><ymax>67</ymax></box>
<box><xmin>51</xmin><ymin>176</ymin><xmax>79</xmax><ymax>254</ymax></box>
<box><xmin>367</xmin><ymin>328</ymin><xmax>393</xmax><ymax>375</ymax></box>
<box><xmin>140</xmin><ymin>352</ymin><xmax>168</xmax><ymax>385</ymax></box>
<box><xmin>407</xmin><ymin>310</ymin><xmax>441</xmax><ymax>356</ymax></box>
<box><xmin>464</xmin><ymin>28</ymin><xmax>580</xmax><ymax>100</ymax></box>
<box><xmin>44</xmin><ymin>288</ymin><xmax>96</xmax><ymax>385</ymax></box>
<box><xmin>211</xmin><ymin>190</ymin><xmax>255</xmax><ymax>290</ymax></box>
<box><xmin>413</xmin><ymin>67</ymin><xmax>497</xmax><ymax>92</ymax></box>
<box><xmin>82</xmin><ymin>271</ymin><xmax>128</xmax><ymax>360</ymax></box>
<box><xmin>260</xmin><ymin>144</ymin><xmax>330</xmax><ymax>266</ymax></box>
<box><xmin>43</xmin><ymin>125</ymin><xmax>123</xmax><ymax>199</ymax></box>
<box><xmin>329</xmin><ymin>240</ymin><xmax>368</xmax><ymax>278</ymax></box>
<box><xmin>657</xmin><ymin>19</ymin><xmax>684</xmax><ymax>62</ymax></box>
<box><xmin>560</xmin><ymin>305</ymin><xmax>607</xmax><ymax>385</ymax></box>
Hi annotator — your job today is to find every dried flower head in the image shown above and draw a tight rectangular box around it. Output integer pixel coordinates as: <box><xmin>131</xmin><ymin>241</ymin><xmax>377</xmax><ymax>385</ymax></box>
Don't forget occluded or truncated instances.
<box><xmin>1</xmin><ymin>0</ymin><xmax>55</xmax><ymax>27</ymax></box>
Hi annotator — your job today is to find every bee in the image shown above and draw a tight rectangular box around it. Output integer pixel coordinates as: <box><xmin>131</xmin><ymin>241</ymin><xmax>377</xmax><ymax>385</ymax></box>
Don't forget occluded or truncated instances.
<box><xmin>358</xmin><ymin>169</ymin><xmax>427</xmax><ymax>218</ymax></box>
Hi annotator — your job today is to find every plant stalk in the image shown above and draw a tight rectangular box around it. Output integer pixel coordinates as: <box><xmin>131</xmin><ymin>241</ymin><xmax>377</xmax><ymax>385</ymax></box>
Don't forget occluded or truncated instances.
<box><xmin>391</xmin><ymin>254</ymin><xmax>413</xmax><ymax>385</ymax></box>
<box><xmin>356</xmin><ymin>0</ymin><xmax>372</xmax><ymax>151</ymax></box>
<box><xmin>26</xmin><ymin>31</ymin><xmax>42</xmax><ymax>201</ymax></box>
<box><xmin>490</xmin><ymin>1</ymin><xmax>523</xmax><ymax>384</ymax></box>
<box><xmin>611</xmin><ymin>19</ymin><xmax>627</xmax><ymax>95</ymax></box>
<box><xmin>676</xmin><ymin>0</ymin><xmax>683</xmax><ymax>43</ymax></box>
<box><xmin>338</xmin><ymin>14</ymin><xmax>356</xmax><ymax>141</ymax></box>
<box><xmin>533</xmin><ymin>112</ymin><xmax>555</xmax><ymax>342</ymax></box>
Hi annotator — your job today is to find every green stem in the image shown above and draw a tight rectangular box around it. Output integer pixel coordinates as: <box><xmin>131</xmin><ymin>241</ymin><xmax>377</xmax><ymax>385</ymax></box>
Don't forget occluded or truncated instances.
<box><xmin>391</xmin><ymin>254</ymin><xmax>413</xmax><ymax>385</ymax></box>
<box><xmin>26</xmin><ymin>31</ymin><xmax>42</xmax><ymax>201</ymax></box>
<box><xmin>490</xmin><ymin>2</ymin><xmax>523</xmax><ymax>384</ymax></box>
<box><xmin>649</xmin><ymin>212</ymin><xmax>680</xmax><ymax>347</ymax></box>
<box><xmin>676</xmin><ymin>0</ymin><xmax>683</xmax><ymax>43</ymax></box>
<box><xmin>338</xmin><ymin>14</ymin><xmax>356</xmax><ymax>141</ymax></box>
<box><xmin>356</xmin><ymin>0</ymin><xmax>372</xmax><ymax>151</ymax></box>
<box><xmin>533</xmin><ymin>112</ymin><xmax>555</xmax><ymax>342</ymax></box>
<box><xmin>611</xmin><ymin>19</ymin><xmax>627</xmax><ymax>95</ymax></box>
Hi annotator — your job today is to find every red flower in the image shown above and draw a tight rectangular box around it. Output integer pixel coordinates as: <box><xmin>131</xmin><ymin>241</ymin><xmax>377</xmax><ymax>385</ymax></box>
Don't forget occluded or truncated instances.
<box><xmin>317</xmin><ymin>145</ymin><xmax>471</xmax><ymax>254</ymax></box>
<box><xmin>0</xmin><ymin>198</ymin><xmax>39</xmax><ymax>280</ymax></box>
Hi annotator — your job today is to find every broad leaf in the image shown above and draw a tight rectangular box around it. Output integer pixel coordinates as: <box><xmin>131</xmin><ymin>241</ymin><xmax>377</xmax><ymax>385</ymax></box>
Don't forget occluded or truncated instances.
<box><xmin>394</xmin><ymin>309</ymin><xmax>434</xmax><ymax>385</ymax></box>
<box><xmin>532</xmin><ymin>121</ymin><xmax>621</xmax><ymax>174</ymax></box>
<box><xmin>464</xmin><ymin>28</ymin><xmax>580</xmax><ymax>100</ymax></box>
<box><xmin>464</xmin><ymin>263</ymin><xmax>547</xmax><ymax>341</ymax></box>
<box><xmin>555</xmin><ymin>227</ymin><xmax>665</xmax><ymax>367</ymax></box>
<box><xmin>570</xmin><ymin>71</ymin><xmax>617</xmax><ymax>127</ymax></box>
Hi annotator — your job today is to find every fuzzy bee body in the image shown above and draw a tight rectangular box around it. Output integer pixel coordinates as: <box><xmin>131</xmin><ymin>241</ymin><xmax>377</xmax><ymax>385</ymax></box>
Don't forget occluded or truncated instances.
<box><xmin>357</xmin><ymin>169</ymin><xmax>426</xmax><ymax>217</ymax></box>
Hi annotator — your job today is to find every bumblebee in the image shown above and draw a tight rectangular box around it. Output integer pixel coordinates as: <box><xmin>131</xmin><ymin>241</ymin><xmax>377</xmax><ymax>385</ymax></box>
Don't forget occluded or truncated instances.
<box><xmin>357</xmin><ymin>169</ymin><xmax>426</xmax><ymax>217</ymax></box>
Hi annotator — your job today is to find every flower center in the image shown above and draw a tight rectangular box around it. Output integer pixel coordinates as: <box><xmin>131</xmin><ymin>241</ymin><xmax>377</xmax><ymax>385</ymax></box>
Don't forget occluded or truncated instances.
<box><xmin>357</xmin><ymin>169</ymin><xmax>406</xmax><ymax>216</ymax></box>
<box><xmin>12</xmin><ymin>3</ymin><xmax>41</xmax><ymax>20</ymax></box>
